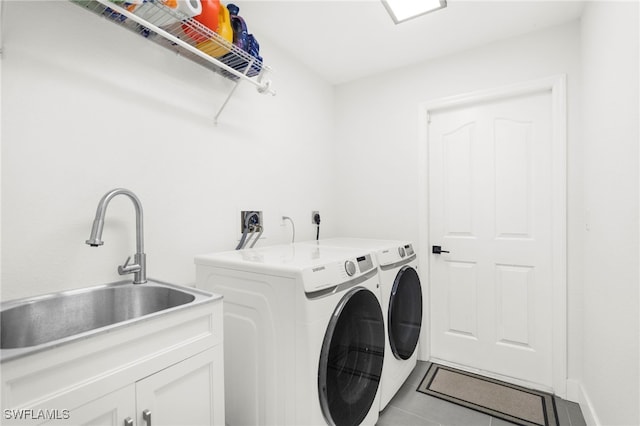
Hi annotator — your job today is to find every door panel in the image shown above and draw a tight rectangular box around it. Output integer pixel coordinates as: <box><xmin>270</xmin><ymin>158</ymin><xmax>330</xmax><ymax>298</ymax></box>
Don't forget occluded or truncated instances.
<box><xmin>495</xmin><ymin>264</ymin><xmax>534</xmax><ymax>348</ymax></box>
<box><xmin>429</xmin><ymin>91</ymin><xmax>553</xmax><ymax>389</ymax></box>
<box><xmin>443</xmin><ymin>123</ymin><xmax>475</xmax><ymax>237</ymax></box>
<box><xmin>494</xmin><ymin>119</ymin><xmax>533</xmax><ymax>238</ymax></box>
<box><xmin>446</xmin><ymin>261</ymin><xmax>478</xmax><ymax>339</ymax></box>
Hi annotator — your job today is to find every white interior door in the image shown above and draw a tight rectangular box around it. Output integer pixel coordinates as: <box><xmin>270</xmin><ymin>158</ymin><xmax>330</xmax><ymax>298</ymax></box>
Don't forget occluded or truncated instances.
<box><xmin>428</xmin><ymin>89</ymin><xmax>556</xmax><ymax>390</ymax></box>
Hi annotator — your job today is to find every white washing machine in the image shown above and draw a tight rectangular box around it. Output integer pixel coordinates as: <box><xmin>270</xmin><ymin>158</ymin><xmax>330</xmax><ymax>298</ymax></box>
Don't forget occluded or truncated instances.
<box><xmin>195</xmin><ymin>243</ymin><xmax>385</xmax><ymax>426</ymax></box>
<box><xmin>301</xmin><ymin>238</ymin><xmax>423</xmax><ymax>410</ymax></box>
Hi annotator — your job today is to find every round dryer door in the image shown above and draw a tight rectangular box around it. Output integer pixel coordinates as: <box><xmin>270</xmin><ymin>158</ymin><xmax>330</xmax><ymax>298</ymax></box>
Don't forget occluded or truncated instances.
<box><xmin>318</xmin><ymin>287</ymin><xmax>384</xmax><ymax>426</ymax></box>
<box><xmin>388</xmin><ymin>266</ymin><xmax>423</xmax><ymax>360</ymax></box>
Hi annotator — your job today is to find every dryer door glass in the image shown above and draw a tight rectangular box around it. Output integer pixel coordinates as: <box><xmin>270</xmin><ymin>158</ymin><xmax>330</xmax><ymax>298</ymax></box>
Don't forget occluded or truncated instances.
<box><xmin>318</xmin><ymin>287</ymin><xmax>384</xmax><ymax>426</ymax></box>
<box><xmin>389</xmin><ymin>266</ymin><xmax>423</xmax><ymax>360</ymax></box>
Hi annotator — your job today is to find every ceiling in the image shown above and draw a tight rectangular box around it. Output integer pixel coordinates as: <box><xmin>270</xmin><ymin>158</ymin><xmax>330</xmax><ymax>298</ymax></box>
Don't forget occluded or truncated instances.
<box><xmin>240</xmin><ymin>0</ymin><xmax>585</xmax><ymax>85</ymax></box>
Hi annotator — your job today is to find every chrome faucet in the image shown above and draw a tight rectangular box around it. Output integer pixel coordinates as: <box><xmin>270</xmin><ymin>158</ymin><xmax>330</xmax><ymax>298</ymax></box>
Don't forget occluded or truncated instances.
<box><xmin>86</xmin><ymin>188</ymin><xmax>147</xmax><ymax>284</ymax></box>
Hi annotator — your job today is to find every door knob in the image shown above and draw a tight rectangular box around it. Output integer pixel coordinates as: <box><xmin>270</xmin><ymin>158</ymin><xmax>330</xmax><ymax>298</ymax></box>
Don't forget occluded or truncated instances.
<box><xmin>432</xmin><ymin>245</ymin><xmax>450</xmax><ymax>254</ymax></box>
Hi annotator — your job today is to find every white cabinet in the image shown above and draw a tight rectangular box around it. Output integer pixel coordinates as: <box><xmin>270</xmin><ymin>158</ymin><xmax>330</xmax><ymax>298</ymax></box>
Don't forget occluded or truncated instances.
<box><xmin>1</xmin><ymin>299</ymin><xmax>224</xmax><ymax>426</ymax></box>
<box><xmin>135</xmin><ymin>348</ymin><xmax>220</xmax><ymax>426</ymax></box>
<box><xmin>41</xmin><ymin>385</ymin><xmax>135</xmax><ymax>426</ymax></box>
<box><xmin>41</xmin><ymin>348</ymin><xmax>221</xmax><ymax>426</ymax></box>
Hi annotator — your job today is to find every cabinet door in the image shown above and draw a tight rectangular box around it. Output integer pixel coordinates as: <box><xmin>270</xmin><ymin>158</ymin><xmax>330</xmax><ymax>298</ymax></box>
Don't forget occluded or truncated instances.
<box><xmin>136</xmin><ymin>348</ymin><xmax>223</xmax><ymax>426</ymax></box>
<box><xmin>40</xmin><ymin>385</ymin><xmax>135</xmax><ymax>426</ymax></box>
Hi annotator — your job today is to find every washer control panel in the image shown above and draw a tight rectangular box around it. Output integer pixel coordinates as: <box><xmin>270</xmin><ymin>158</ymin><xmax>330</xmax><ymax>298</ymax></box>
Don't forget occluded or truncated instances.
<box><xmin>343</xmin><ymin>254</ymin><xmax>374</xmax><ymax>277</ymax></box>
<box><xmin>404</xmin><ymin>244</ymin><xmax>415</xmax><ymax>256</ymax></box>
<box><xmin>301</xmin><ymin>252</ymin><xmax>377</xmax><ymax>294</ymax></box>
<box><xmin>379</xmin><ymin>243</ymin><xmax>416</xmax><ymax>266</ymax></box>
<box><xmin>356</xmin><ymin>254</ymin><xmax>374</xmax><ymax>273</ymax></box>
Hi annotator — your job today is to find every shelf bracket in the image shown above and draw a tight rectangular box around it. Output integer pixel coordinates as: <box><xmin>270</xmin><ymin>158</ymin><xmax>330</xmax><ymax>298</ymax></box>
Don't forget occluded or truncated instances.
<box><xmin>214</xmin><ymin>80</ymin><xmax>241</xmax><ymax>125</ymax></box>
<box><xmin>214</xmin><ymin>57</ymin><xmax>258</xmax><ymax>125</ymax></box>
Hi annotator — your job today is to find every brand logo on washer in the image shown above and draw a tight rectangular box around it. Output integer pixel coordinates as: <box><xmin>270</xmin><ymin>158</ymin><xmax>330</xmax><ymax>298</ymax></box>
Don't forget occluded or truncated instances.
<box><xmin>312</xmin><ymin>266</ymin><xmax>326</xmax><ymax>272</ymax></box>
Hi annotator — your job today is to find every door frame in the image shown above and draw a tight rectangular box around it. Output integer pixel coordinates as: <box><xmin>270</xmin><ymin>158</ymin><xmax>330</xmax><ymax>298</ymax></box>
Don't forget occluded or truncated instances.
<box><xmin>417</xmin><ymin>75</ymin><xmax>567</xmax><ymax>397</ymax></box>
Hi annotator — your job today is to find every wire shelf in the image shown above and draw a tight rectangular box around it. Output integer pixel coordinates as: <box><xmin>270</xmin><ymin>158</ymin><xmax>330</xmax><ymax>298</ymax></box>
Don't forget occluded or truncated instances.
<box><xmin>71</xmin><ymin>0</ymin><xmax>275</xmax><ymax>121</ymax></box>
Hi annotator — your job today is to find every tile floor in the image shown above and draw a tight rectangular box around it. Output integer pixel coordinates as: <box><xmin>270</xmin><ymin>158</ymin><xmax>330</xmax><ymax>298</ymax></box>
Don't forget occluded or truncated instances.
<box><xmin>377</xmin><ymin>362</ymin><xmax>586</xmax><ymax>426</ymax></box>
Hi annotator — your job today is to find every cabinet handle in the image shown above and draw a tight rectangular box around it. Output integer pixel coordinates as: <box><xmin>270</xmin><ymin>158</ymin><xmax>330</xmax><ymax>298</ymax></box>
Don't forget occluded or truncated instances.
<box><xmin>142</xmin><ymin>409</ymin><xmax>152</xmax><ymax>426</ymax></box>
<box><xmin>124</xmin><ymin>417</ymin><xmax>134</xmax><ymax>426</ymax></box>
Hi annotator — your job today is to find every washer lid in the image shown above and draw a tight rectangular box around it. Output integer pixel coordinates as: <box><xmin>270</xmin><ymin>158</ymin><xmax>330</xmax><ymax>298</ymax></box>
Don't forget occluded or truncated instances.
<box><xmin>301</xmin><ymin>238</ymin><xmax>416</xmax><ymax>267</ymax></box>
<box><xmin>195</xmin><ymin>244</ymin><xmax>378</xmax><ymax>293</ymax></box>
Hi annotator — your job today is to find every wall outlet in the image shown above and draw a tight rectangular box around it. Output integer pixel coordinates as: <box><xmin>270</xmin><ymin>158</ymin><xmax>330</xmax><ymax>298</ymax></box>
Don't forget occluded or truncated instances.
<box><xmin>240</xmin><ymin>211</ymin><xmax>263</xmax><ymax>233</ymax></box>
<box><xmin>312</xmin><ymin>211</ymin><xmax>320</xmax><ymax>225</ymax></box>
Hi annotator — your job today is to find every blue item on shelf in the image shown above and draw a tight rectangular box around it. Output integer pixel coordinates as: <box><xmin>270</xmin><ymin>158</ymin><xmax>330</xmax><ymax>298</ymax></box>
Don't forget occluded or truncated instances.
<box><xmin>103</xmin><ymin>6</ymin><xmax>128</xmax><ymax>22</ymax></box>
<box><xmin>245</xmin><ymin>34</ymin><xmax>262</xmax><ymax>77</ymax></box>
<box><xmin>220</xmin><ymin>3</ymin><xmax>263</xmax><ymax>78</ymax></box>
<box><xmin>227</xmin><ymin>3</ymin><xmax>248</xmax><ymax>51</ymax></box>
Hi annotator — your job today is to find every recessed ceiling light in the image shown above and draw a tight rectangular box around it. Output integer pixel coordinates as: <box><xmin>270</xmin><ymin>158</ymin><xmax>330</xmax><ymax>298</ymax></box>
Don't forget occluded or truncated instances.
<box><xmin>382</xmin><ymin>0</ymin><xmax>447</xmax><ymax>24</ymax></box>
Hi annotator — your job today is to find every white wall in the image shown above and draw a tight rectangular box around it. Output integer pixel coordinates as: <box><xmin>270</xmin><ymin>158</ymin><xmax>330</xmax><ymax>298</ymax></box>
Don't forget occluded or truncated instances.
<box><xmin>333</xmin><ymin>19</ymin><xmax>584</xmax><ymax>390</ymax></box>
<box><xmin>1</xmin><ymin>0</ymin><xmax>337</xmax><ymax>301</ymax></box>
<box><xmin>580</xmin><ymin>2</ymin><xmax>639</xmax><ymax>425</ymax></box>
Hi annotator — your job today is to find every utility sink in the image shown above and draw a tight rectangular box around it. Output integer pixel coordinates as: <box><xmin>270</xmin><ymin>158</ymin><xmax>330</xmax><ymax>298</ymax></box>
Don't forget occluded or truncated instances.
<box><xmin>0</xmin><ymin>279</ymin><xmax>217</xmax><ymax>361</ymax></box>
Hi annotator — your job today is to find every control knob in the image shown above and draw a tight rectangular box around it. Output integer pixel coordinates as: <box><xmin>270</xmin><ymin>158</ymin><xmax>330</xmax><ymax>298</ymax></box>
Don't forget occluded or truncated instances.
<box><xmin>398</xmin><ymin>247</ymin><xmax>406</xmax><ymax>258</ymax></box>
<box><xmin>344</xmin><ymin>260</ymin><xmax>357</xmax><ymax>277</ymax></box>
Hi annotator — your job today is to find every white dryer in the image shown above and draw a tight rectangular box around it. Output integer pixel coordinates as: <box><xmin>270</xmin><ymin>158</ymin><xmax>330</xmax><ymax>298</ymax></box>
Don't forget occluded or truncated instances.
<box><xmin>195</xmin><ymin>243</ymin><xmax>385</xmax><ymax>426</ymax></box>
<box><xmin>302</xmin><ymin>238</ymin><xmax>423</xmax><ymax>410</ymax></box>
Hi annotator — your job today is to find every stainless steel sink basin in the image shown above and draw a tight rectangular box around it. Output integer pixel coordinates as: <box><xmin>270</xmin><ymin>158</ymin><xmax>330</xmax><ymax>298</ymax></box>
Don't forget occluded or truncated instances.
<box><xmin>1</xmin><ymin>279</ymin><xmax>217</xmax><ymax>361</ymax></box>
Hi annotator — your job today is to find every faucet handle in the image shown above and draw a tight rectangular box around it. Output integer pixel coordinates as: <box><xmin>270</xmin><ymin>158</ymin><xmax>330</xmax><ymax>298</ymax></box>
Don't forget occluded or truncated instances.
<box><xmin>118</xmin><ymin>255</ymin><xmax>141</xmax><ymax>275</ymax></box>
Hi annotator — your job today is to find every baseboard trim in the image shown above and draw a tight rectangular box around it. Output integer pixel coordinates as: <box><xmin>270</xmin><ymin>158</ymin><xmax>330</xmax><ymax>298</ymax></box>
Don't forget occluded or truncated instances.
<box><xmin>566</xmin><ymin>379</ymin><xmax>600</xmax><ymax>426</ymax></box>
